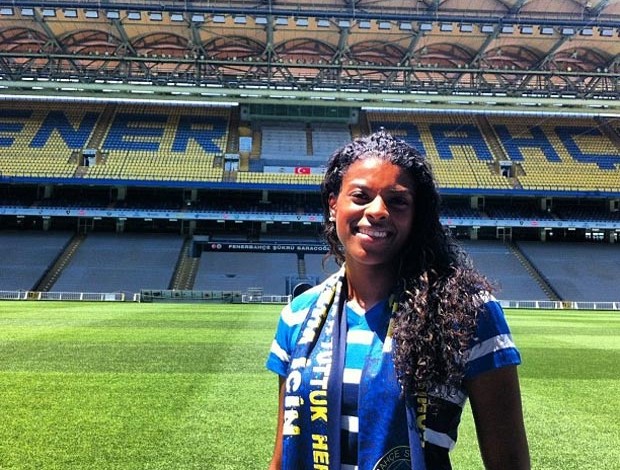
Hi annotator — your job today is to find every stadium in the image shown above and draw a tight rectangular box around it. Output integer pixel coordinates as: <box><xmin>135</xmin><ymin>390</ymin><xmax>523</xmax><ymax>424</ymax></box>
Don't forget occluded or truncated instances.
<box><xmin>0</xmin><ymin>1</ymin><xmax>618</xmax><ymax>469</ymax></box>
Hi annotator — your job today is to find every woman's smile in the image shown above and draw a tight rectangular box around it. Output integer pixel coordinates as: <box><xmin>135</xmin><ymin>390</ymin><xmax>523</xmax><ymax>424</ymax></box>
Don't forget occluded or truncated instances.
<box><xmin>354</xmin><ymin>225</ymin><xmax>391</xmax><ymax>241</ymax></box>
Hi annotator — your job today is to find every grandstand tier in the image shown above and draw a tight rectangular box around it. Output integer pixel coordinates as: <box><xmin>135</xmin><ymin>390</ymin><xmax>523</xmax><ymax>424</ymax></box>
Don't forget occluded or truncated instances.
<box><xmin>1</xmin><ymin>229</ymin><xmax>619</xmax><ymax>303</ymax></box>
<box><xmin>3</xmin><ymin>103</ymin><xmax>619</xmax><ymax>193</ymax></box>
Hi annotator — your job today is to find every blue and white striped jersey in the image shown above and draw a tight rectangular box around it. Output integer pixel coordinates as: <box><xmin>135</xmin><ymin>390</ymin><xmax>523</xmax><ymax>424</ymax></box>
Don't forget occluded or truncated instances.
<box><xmin>266</xmin><ymin>283</ymin><xmax>521</xmax><ymax>469</ymax></box>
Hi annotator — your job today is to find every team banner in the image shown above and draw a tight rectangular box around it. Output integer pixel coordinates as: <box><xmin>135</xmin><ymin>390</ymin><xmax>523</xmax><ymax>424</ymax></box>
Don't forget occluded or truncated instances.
<box><xmin>202</xmin><ymin>242</ymin><xmax>329</xmax><ymax>253</ymax></box>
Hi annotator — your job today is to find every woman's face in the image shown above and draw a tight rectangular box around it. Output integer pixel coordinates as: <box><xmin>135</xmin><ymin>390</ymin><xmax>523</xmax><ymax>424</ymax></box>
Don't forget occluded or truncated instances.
<box><xmin>328</xmin><ymin>157</ymin><xmax>415</xmax><ymax>271</ymax></box>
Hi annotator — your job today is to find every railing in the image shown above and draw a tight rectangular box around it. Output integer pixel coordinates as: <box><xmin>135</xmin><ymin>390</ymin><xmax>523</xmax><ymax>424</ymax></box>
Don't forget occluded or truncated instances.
<box><xmin>498</xmin><ymin>300</ymin><xmax>620</xmax><ymax>310</ymax></box>
<box><xmin>0</xmin><ymin>290</ymin><xmax>130</xmax><ymax>301</ymax></box>
<box><xmin>241</xmin><ymin>294</ymin><xmax>292</xmax><ymax>304</ymax></box>
<box><xmin>0</xmin><ymin>290</ymin><xmax>618</xmax><ymax>309</ymax></box>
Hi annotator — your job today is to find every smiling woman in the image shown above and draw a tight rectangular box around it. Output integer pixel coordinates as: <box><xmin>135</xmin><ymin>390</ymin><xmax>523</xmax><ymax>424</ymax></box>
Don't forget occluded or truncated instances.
<box><xmin>328</xmin><ymin>157</ymin><xmax>415</xmax><ymax>287</ymax></box>
<box><xmin>266</xmin><ymin>130</ymin><xmax>530</xmax><ymax>470</ymax></box>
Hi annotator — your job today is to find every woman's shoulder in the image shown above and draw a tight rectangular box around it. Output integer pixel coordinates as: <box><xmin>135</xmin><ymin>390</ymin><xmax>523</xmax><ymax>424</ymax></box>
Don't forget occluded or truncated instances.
<box><xmin>288</xmin><ymin>283</ymin><xmax>325</xmax><ymax>312</ymax></box>
<box><xmin>477</xmin><ymin>293</ymin><xmax>511</xmax><ymax>334</ymax></box>
<box><xmin>280</xmin><ymin>272</ymin><xmax>339</xmax><ymax>326</ymax></box>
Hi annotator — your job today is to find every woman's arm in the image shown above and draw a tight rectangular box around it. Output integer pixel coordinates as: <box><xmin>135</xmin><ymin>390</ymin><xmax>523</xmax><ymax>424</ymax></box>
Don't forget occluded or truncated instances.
<box><xmin>268</xmin><ymin>376</ymin><xmax>286</xmax><ymax>470</ymax></box>
<box><xmin>465</xmin><ymin>365</ymin><xmax>530</xmax><ymax>470</ymax></box>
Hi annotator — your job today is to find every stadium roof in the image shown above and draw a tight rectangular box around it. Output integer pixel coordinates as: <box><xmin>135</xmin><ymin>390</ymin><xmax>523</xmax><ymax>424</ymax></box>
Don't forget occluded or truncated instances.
<box><xmin>0</xmin><ymin>0</ymin><xmax>619</xmax><ymax>114</ymax></box>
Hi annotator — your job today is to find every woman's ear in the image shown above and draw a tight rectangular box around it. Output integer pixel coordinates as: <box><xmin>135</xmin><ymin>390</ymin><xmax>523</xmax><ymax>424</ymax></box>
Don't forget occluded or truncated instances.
<box><xmin>328</xmin><ymin>194</ymin><xmax>337</xmax><ymax>221</ymax></box>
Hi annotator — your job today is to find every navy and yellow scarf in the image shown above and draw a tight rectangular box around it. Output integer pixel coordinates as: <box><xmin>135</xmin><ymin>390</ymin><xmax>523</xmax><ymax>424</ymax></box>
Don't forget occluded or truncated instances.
<box><xmin>281</xmin><ymin>268</ymin><xmax>426</xmax><ymax>469</ymax></box>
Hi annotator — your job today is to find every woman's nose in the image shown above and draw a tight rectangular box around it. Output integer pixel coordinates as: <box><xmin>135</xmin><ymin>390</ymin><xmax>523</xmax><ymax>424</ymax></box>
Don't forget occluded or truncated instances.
<box><xmin>366</xmin><ymin>196</ymin><xmax>388</xmax><ymax>219</ymax></box>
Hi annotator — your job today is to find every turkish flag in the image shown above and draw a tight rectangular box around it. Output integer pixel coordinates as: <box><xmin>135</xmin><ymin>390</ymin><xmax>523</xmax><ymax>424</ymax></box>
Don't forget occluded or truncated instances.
<box><xmin>294</xmin><ymin>166</ymin><xmax>311</xmax><ymax>174</ymax></box>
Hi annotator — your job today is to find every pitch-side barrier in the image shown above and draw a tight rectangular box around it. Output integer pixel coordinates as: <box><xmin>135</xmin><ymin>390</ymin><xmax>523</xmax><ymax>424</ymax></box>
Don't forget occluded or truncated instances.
<box><xmin>0</xmin><ymin>291</ymin><xmax>618</xmax><ymax>309</ymax></box>
<box><xmin>498</xmin><ymin>300</ymin><xmax>620</xmax><ymax>310</ymax></box>
<box><xmin>0</xmin><ymin>290</ymin><xmax>133</xmax><ymax>301</ymax></box>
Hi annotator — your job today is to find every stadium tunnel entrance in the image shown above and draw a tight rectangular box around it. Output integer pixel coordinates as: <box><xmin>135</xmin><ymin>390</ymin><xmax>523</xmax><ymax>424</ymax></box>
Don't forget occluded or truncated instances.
<box><xmin>292</xmin><ymin>282</ymin><xmax>313</xmax><ymax>298</ymax></box>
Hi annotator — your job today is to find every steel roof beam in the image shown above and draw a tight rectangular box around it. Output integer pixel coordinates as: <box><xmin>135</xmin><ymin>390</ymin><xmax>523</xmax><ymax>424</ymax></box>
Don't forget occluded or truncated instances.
<box><xmin>519</xmin><ymin>34</ymin><xmax>572</xmax><ymax>91</ymax></box>
<box><xmin>470</xmin><ymin>24</ymin><xmax>501</xmax><ymax>68</ymax></box>
<box><xmin>31</xmin><ymin>8</ymin><xmax>82</xmax><ymax>76</ymax></box>
<box><xmin>0</xmin><ymin>1</ymin><xmax>617</xmax><ymax>28</ymax></box>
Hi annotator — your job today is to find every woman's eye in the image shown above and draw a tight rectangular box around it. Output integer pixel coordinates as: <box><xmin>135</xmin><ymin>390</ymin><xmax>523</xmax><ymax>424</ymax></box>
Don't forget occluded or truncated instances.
<box><xmin>351</xmin><ymin>192</ymin><xmax>368</xmax><ymax>202</ymax></box>
<box><xmin>389</xmin><ymin>197</ymin><xmax>410</xmax><ymax>208</ymax></box>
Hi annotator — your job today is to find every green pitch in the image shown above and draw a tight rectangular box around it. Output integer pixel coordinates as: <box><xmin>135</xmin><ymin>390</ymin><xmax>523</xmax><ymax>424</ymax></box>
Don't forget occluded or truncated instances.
<box><xmin>0</xmin><ymin>302</ymin><xmax>617</xmax><ymax>470</ymax></box>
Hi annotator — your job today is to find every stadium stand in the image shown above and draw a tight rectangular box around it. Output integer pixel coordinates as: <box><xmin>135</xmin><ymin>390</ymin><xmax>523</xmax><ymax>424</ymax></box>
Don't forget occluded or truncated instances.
<box><xmin>460</xmin><ymin>240</ymin><xmax>549</xmax><ymax>301</ymax></box>
<box><xmin>366</xmin><ymin>111</ymin><xmax>514</xmax><ymax>190</ymax></box>
<box><xmin>3</xmin><ymin>103</ymin><xmax>619</xmax><ymax>194</ymax></box>
<box><xmin>259</xmin><ymin>122</ymin><xmax>309</xmax><ymax>159</ymax></box>
<box><xmin>0</xmin><ymin>102</ymin><xmax>230</xmax><ymax>183</ymax></box>
<box><xmin>0</xmin><ymin>231</ymin><xmax>73</xmax><ymax>290</ymax></box>
<box><xmin>0</xmin><ymin>103</ymin><xmax>103</xmax><ymax>178</ymax></box>
<box><xmin>194</xmin><ymin>252</ymin><xmax>300</xmax><ymax>295</ymax></box>
<box><xmin>86</xmin><ymin>105</ymin><xmax>229</xmax><ymax>182</ymax></box>
<box><xmin>488</xmin><ymin>116</ymin><xmax>620</xmax><ymax>192</ymax></box>
<box><xmin>51</xmin><ymin>233</ymin><xmax>184</xmax><ymax>293</ymax></box>
<box><xmin>516</xmin><ymin>241</ymin><xmax>620</xmax><ymax>302</ymax></box>
<box><xmin>484</xmin><ymin>200</ymin><xmax>551</xmax><ymax>220</ymax></box>
<box><xmin>310</xmin><ymin>123</ymin><xmax>351</xmax><ymax>158</ymax></box>
<box><xmin>234</xmin><ymin>120</ymin><xmax>344</xmax><ymax>186</ymax></box>
<box><xmin>304</xmin><ymin>253</ymin><xmax>340</xmax><ymax>284</ymax></box>
<box><xmin>554</xmin><ymin>205</ymin><xmax>620</xmax><ymax>223</ymax></box>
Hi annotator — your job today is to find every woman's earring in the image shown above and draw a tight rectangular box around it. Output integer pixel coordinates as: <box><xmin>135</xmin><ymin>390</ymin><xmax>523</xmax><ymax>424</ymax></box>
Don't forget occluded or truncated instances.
<box><xmin>329</xmin><ymin>212</ymin><xmax>336</xmax><ymax>222</ymax></box>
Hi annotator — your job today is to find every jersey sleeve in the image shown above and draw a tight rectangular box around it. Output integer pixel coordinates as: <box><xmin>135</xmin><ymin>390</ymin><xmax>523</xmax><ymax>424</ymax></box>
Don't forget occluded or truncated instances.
<box><xmin>265</xmin><ymin>287</ymin><xmax>319</xmax><ymax>377</ymax></box>
<box><xmin>465</xmin><ymin>299</ymin><xmax>522</xmax><ymax>379</ymax></box>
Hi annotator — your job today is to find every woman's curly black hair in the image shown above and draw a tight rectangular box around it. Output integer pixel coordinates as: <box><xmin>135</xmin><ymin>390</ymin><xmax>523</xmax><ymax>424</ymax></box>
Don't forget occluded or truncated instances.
<box><xmin>320</xmin><ymin>130</ymin><xmax>493</xmax><ymax>395</ymax></box>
